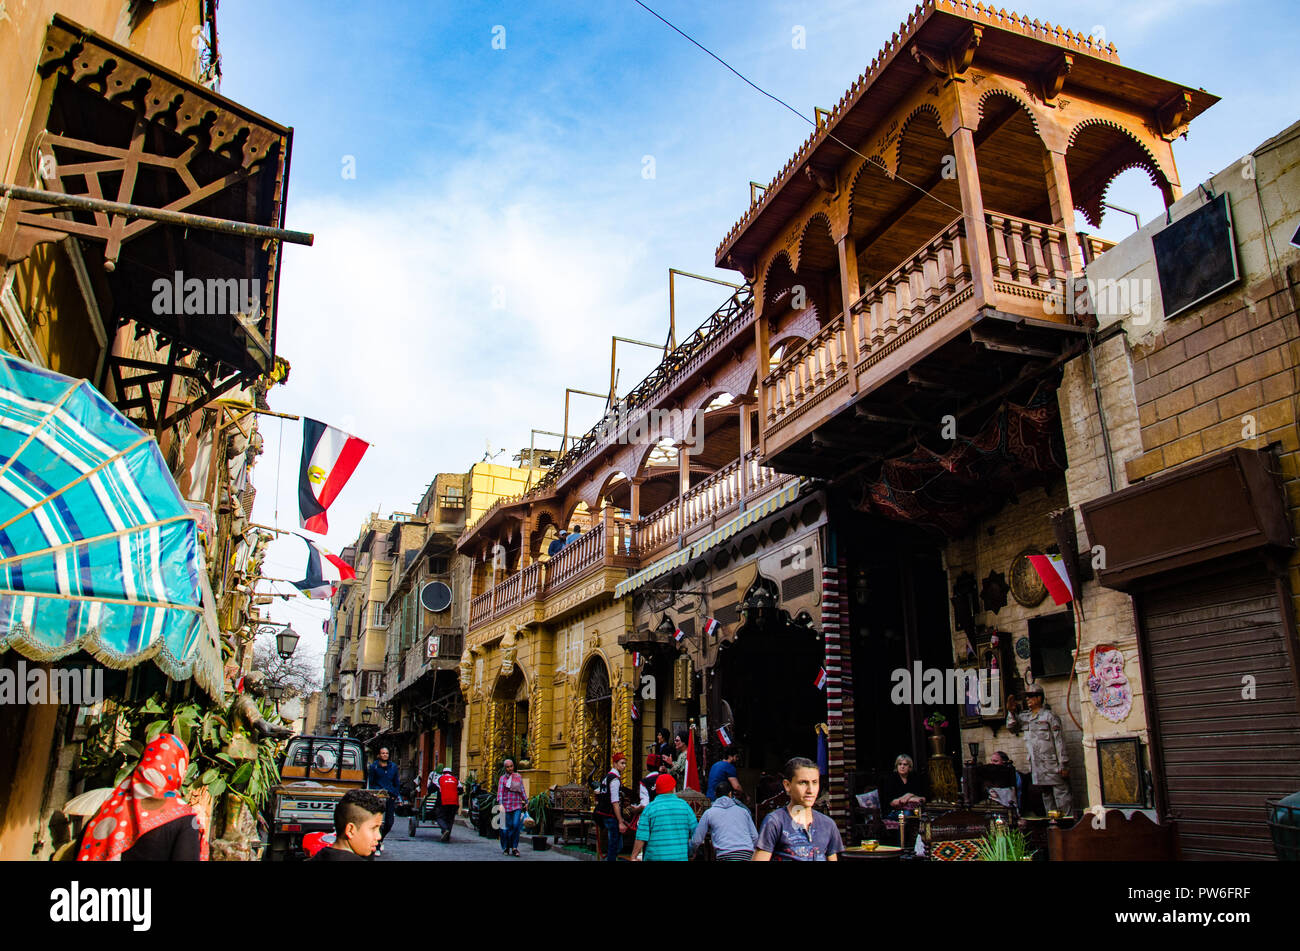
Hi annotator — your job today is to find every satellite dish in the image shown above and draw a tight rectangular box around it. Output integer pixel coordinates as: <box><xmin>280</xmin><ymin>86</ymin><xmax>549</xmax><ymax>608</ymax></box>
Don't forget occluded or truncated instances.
<box><xmin>420</xmin><ymin>581</ymin><xmax>453</xmax><ymax>613</ymax></box>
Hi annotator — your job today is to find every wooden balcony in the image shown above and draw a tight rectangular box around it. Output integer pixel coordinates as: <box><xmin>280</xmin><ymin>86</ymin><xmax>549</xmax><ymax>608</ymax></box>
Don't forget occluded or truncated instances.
<box><xmin>467</xmin><ymin>516</ymin><xmax>637</xmax><ymax>630</ymax></box>
<box><xmin>762</xmin><ymin>213</ymin><xmax>1088</xmax><ymax>464</ymax></box>
<box><xmin>633</xmin><ymin>449</ymin><xmax>790</xmax><ymax>561</ymax></box>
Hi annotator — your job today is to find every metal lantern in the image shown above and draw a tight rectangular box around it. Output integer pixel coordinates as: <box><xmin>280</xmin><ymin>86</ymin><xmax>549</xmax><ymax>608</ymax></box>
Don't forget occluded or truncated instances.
<box><xmin>276</xmin><ymin>625</ymin><xmax>300</xmax><ymax>659</ymax></box>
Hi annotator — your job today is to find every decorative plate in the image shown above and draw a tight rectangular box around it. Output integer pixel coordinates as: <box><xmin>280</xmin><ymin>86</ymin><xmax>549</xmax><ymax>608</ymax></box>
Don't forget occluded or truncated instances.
<box><xmin>1010</xmin><ymin>548</ymin><xmax>1048</xmax><ymax>608</ymax></box>
<box><xmin>1015</xmin><ymin>636</ymin><xmax>1032</xmax><ymax>660</ymax></box>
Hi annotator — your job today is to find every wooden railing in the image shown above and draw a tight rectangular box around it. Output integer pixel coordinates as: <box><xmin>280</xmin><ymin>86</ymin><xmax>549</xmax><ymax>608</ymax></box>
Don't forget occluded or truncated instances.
<box><xmin>765</xmin><ymin>214</ymin><xmax>1078</xmax><ymax>438</ymax></box>
<box><xmin>1080</xmin><ymin>232</ymin><xmax>1117</xmax><ymax>266</ymax></box>
<box><xmin>632</xmin><ymin>449</ymin><xmax>789</xmax><ymax>559</ymax></box>
<box><xmin>468</xmin><ymin>516</ymin><xmax>637</xmax><ymax>629</ymax></box>
<box><xmin>986</xmin><ymin>212</ymin><xmax>1071</xmax><ymax>294</ymax></box>
<box><xmin>765</xmin><ymin>315</ymin><xmax>852</xmax><ymax>428</ymax></box>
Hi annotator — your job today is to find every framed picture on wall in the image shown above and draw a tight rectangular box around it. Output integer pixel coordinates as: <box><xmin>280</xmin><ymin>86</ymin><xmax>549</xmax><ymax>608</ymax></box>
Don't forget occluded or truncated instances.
<box><xmin>1098</xmin><ymin>737</ymin><xmax>1146</xmax><ymax>808</ymax></box>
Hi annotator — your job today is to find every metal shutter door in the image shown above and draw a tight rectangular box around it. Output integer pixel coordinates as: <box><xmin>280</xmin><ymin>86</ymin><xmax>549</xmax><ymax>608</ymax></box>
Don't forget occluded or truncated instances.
<box><xmin>1140</xmin><ymin>562</ymin><xmax>1300</xmax><ymax>860</ymax></box>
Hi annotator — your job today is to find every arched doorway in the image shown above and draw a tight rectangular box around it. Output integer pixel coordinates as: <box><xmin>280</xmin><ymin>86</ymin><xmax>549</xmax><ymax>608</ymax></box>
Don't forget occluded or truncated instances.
<box><xmin>713</xmin><ymin>576</ymin><xmax>826</xmax><ymax>779</ymax></box>
<box><xmin>492</xmin><ymin>669</ymin><xmax>530</xmax><ymax>768</ymax></box>
<box><xmin>579</xmin><ymin>656</ymin><xmax>613</xmax><ymax>786</ymax></box>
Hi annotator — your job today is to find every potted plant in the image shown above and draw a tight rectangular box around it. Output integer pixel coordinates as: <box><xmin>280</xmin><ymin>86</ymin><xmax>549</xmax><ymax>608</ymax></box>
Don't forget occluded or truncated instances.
<box><xmin>975</xmin><ymin>821</ymin><xmax>1036</xmax><ymax>861</ymax></box>
<box><xmin>525</xmin><ymin>791</ymin><xmax>550</xmax><ymax>850</ymax></box>
<box><xmin>924</xmin><ymin>711</ymin><xmax>949</xmax><ymax>756</ymax></box>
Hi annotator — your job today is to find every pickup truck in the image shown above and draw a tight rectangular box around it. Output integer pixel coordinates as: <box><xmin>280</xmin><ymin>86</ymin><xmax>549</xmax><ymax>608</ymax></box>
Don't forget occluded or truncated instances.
<box><xmin>264</xmin><ymin>735</ymin><xmax>388</xmax><ymax>861</ymax></box>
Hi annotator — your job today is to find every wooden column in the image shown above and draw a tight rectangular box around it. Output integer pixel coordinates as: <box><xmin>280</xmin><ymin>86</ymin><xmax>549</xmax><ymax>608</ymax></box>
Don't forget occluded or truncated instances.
<box><xmin>738</xmin><ymin>404</ymin><xmax>752</xmax><ymax>503</ymax></box>
<box><xmin>754</xmin><ymin>316</ymin><xmax>771</xmax><ymax>455</ymax></box>
<box><xmin>836</xmin><ymin>233</ymin><xmax>862</xmax><ymax>392</ymax></box>
<box><xmin>1043</xmin><ymin>149</ymin><xmax>1085</xmax><ymax>273</ymax></box>
<box><xmin>629</xmin><ymin>478</ymin><xmax>642</xmax><ymax>523</ymax></box>
<box><xmin>678</xmin><ymin>445</ymin><xmax>691</xmax><ymax>497</ymax></box>
<box><xmin>951</xmin><ymin>125</ymin><xmax>996</xmax><ymax>308</ymax></box>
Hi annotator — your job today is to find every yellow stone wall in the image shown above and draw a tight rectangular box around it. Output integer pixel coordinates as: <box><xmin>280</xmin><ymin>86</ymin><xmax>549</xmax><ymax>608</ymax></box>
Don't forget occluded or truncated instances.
<box><xmin>459</xmin><ymin>575</ymin><xmax>639</xmax><ymax>795</ymax></box>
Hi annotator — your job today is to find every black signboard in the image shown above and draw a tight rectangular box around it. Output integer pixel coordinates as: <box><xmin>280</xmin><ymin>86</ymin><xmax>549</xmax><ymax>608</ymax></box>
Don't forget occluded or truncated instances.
<box><xmin>1151</xmin><ymin>193</ymin><xmax>1240</xmax><ymax>320</ymax></box>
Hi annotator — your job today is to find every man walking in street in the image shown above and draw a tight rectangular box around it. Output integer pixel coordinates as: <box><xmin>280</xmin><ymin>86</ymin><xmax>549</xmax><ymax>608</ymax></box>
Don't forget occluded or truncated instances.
<box><xmin>706</xmin><ymin>747</ymin><xmax>744</xmax><ymax>802</ymax></box>
<box><xmin>691</xmin><ymin>781</ymin><xmax>759</xmax><ymax>861</ymax></box>
<box><xmin>1006</xmin><ymin>684</ymin><xmax>1071</xmax><ymax>816</ymax></box>
<box><xmin>632</xmin><ymin>773</ymin><xmax>698</xmax><ymax>861</ymax></box>
<box><xmin>436</xmin><ymin>766</ymin><xmax>463</xmax><ymax>843</ymax></box>
<box><xmin>593</xmin><ymin>752</ymin><xmax>628</xmax><ymax>861</ymax></box>
<box><xmin>496</xmin><ymin>758</ymin><xmax>528</xmax><ymax>856</ymax></box>
<box><xmin>366</xmin><ymin>746</ymin><xmax>400</xmax><ymax>855</ymax></box>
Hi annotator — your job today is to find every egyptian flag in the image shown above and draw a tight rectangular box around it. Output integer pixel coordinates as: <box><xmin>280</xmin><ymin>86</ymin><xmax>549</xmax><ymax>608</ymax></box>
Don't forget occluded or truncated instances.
<box><xmin>1028</xmin><ymin>552</ymin><xmax>1074</xmax><ymax>606</ymax></box>
<box><xmin>633</xmin><ymin>652</ymin><xmax>641</xmax><ymax>667</ymax></box>
<box><xmin>703</xmin><ymin>617</ymin><xmax>720</xmax><ymax>638</ymax></box>
<box><xmin>814</xmin><ymin>667</ymin><xmax>828</xmax><ymax>691</ymax></box>
<box><xmin>631</xmin><ymin>699</ymin><xmax>640</xmax><ymax>720</ymax></box>
<box><xmin>293</xmin><ymin>536</ymin><xmax>355</xmax><ymax>599</ymax></box>
<box><xmin>673</xmin><ymin>627</ymin><xmax>686</xmax><ymax>644</ymax></box>
<box><xmin>298</xmin><ymin>418</ymin><xmax>369</xmax><ymax>534</ymax></box>
<box><xmin>716</xmin><ymin>725</ymin><xmax>733</xmax><ymax>747</ymax></box>
<box><xmin>684</xmin><ymin>729</ymin><xmax>702</xmax><ymax>793</ymax></box>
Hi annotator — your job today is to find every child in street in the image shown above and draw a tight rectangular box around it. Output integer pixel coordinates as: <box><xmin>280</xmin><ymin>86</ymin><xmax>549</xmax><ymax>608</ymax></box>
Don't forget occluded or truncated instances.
<box><xmin>311</xmin><ymin>790</ymin><xmax>385</xmax><ymax>861</ymax></box>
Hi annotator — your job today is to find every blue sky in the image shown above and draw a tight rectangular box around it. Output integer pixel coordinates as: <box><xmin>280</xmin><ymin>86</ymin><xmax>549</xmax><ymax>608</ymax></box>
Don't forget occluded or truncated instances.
<box><xmin>224</xmin><ymin>0</ymin><xmax>1300</xmax><ymax>660</ymax></box>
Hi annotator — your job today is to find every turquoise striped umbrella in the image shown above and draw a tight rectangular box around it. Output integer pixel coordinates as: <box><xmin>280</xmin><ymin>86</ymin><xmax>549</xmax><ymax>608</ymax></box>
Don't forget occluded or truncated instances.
<box><xmin>0</xmin><ymin>351</ymin><xmax>223</xmax><ymax>698</ymax></box>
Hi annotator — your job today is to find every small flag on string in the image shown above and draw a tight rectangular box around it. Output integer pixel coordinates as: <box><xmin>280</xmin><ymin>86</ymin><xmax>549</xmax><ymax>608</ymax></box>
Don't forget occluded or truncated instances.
<box><xmin>703</xmin><ymin>617</ymin><xmax>720</xmax><ymax>638</ymax></box>
<box><xmin>1027</xmin><ymin>552</ymin><xmax>1074</xmax><ymax>605</ymax></box>
<box><xmin>674</xmin><ymin>628</ymin><xmax>686</xmax><ymax>643</ymax></box>
<box><xmin>633</xmin><ymin>651</ymin><xmax>641</xmax><ymax>667</ymax></box>
<box><xmin>814</xmin><ymin>667</ymin><xmax>828</xmax><ymax>691</ymax></box>
<box><xmin>716</xmin><ymin>725</ymin><xmax>733</xmax><ymax>747</ymax></box>
<box><xmin>631</xmin><ymin>700</ymin><xmax>640</xmax><ymax>720</ymax></box>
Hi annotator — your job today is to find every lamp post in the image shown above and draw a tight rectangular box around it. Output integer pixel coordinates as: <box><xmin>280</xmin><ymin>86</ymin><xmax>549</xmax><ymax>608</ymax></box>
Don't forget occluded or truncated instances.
<box><xmin>275</xmin><ymin>625</ymin><xmax>300</xmax><ymax>660</ymax></box>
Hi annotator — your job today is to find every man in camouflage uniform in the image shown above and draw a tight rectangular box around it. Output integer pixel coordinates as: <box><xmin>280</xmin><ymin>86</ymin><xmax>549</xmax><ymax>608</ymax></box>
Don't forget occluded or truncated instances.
<box><xmin>1006</xmin><ymin>684</ymin><xmax>1071</xmax><ymax>816</ymax></box>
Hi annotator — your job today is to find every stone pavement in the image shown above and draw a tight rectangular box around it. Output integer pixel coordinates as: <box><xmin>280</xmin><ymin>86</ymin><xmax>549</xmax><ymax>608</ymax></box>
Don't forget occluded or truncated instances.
<box><xmin>374</xmin><ymin>815</ymin><xmax>585</xmax><ymax>862</ymax></box>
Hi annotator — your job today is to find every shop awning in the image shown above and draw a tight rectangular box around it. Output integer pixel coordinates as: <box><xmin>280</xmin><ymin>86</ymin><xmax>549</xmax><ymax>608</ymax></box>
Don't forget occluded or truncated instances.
<box><xmin>687</xmin><ymin>480</ymin><xmax>803</xmax><ymax>559</ymax></box>
<box><xmin>614</xmin><ymin>548</ymin><xmax>692</xmax><ymax>600</ymax></box>
<box><xmin>614</xmin><ymin>479</ymin><xmax>804</xmax><ymax>600</ymax></box>
<box><xmin>0</xmin><ymin>352</ymin><xmax>224</xmax><ymax>700</ymax></box>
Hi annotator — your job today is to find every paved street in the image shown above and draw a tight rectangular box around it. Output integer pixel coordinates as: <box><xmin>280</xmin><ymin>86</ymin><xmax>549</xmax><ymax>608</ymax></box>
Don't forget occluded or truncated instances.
<box><xmin>375</xmin><ymin>815</ymin><xmax>584</xmax><ymax>862</ymax></box>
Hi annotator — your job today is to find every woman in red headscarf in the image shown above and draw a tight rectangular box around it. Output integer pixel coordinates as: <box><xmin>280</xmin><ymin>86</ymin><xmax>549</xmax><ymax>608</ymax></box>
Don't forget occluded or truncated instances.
<box><xmin>78</xmin><ymin>733</ymin><xmax>208</xmax><ymax>861</ymax></box>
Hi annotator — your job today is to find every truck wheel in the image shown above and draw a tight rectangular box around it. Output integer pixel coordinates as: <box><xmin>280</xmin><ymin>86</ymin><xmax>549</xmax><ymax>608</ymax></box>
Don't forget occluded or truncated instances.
<box><xmin>408</xmin><ymin>816</ymin><xmax>418</xmax><ymax>838</ymax></box>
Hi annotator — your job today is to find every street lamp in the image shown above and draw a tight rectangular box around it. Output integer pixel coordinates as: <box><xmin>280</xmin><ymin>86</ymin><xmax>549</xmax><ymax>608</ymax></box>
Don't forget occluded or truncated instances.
<box><xmin>276</xmin><ymin>625</ymin><xmax>300</xmax><ymax>659</ymax></box>
<box><xmin>360</xmin><ymin>706</ymin><xmax>372</xmax><ymax>724</ymax></box>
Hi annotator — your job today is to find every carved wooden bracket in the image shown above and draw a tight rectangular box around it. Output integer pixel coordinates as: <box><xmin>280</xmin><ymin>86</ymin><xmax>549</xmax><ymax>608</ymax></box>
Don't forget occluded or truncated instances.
<box><xmin>1156</xmin><ymin>91</ymin><xmax>1193</xmax><ymax>140</ymax></box>
<box><xmin>910</xmin><ymin>24</ymin><xmax>982</xmax><ymax>84</ymax></box>
<box><xmin>1038</xmin><ymin>52</ymin><xmax>1073</xmax><ymax>105</ymax></box>
<box><xmin>803</xmin><ymin>163</ymin><xmax>838</xmax><ymax>195</ymax></box>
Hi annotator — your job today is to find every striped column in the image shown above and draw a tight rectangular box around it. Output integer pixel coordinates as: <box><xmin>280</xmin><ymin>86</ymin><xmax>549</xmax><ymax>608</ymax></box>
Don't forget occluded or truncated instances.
<box><xmin>822</xmin><ymin>561</ymin><xmax>855</xmax><ymax>836</ymax></box>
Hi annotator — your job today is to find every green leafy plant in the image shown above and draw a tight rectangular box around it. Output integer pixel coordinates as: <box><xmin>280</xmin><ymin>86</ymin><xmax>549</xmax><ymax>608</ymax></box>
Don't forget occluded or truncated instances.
<box><xmin>975</xmin><ymin>823</ymin><xmax>1035</xmax><ymax>861</ymax></box>
<box><xmin>924</xmin><ymin>711</ymin><xmax>949</xmax><ymax>732</ymax></box>
<box><xmin>77</xmin><ymin>691</ymin><xmax>286</xmax><ymax>817</ymax></box>
<box><xmin>526</xmin><ymin>792</ymin><xmax>549</xmax><ymax>835</ymax></box>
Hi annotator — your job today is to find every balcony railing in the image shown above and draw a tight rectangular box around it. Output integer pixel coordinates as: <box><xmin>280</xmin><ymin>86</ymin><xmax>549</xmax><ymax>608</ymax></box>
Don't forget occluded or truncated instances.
<box><xmin>633</xmin><ymin>449</ymin><xmax>788</xmax><ymax>560</ymax></box>
<box><xmin>765</xmin><ymin>213</ymin><xmax>1078</xmax><ymax>441</ymax></box>
<box><xmin>382</xmin><ymin>627</ymin><xmax>466</xmax><ymax>702</ymax></box>
<box><xmin>468</xmin><ymin>517</ymin><xmax>636</xmax><ymax>628</ymax></box>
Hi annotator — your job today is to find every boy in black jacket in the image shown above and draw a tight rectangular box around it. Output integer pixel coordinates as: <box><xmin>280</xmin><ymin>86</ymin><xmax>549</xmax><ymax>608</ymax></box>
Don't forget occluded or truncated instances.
<box><xmin>311</xmin><ymin>790</ymin><xmax>385</xmax><ymax>861</ymax></box>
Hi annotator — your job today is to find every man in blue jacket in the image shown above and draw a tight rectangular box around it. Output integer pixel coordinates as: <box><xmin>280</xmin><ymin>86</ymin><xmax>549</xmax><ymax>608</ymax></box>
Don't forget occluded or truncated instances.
<box><xmin>690</xmin><ymin>782</ymin><xmax>759</xmax><ymax>861</ymax></box>
<box><xmin>367</xmin><ymin>746</ymin><xmax>401</xmax><ymax>854</ymax></box>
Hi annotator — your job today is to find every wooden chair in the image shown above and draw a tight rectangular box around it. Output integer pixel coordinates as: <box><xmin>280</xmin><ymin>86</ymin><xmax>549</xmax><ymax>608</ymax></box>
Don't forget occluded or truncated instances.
<box><xmin>553</xmin><ymin>783</ymin><xmax>595</xmax><ymax>848</ymax></box>
<box><xmin>1048</xmin><ymin>810</ymin><xmax>1180</xmax><ymax>861</ymax></box>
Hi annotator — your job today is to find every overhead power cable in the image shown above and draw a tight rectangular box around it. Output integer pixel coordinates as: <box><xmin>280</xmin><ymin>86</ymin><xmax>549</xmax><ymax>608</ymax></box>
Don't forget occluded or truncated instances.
<box><xmin>631</xmin><ymin>1</ymin><xmax>962</xmax><ymax>216</ymax></box>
